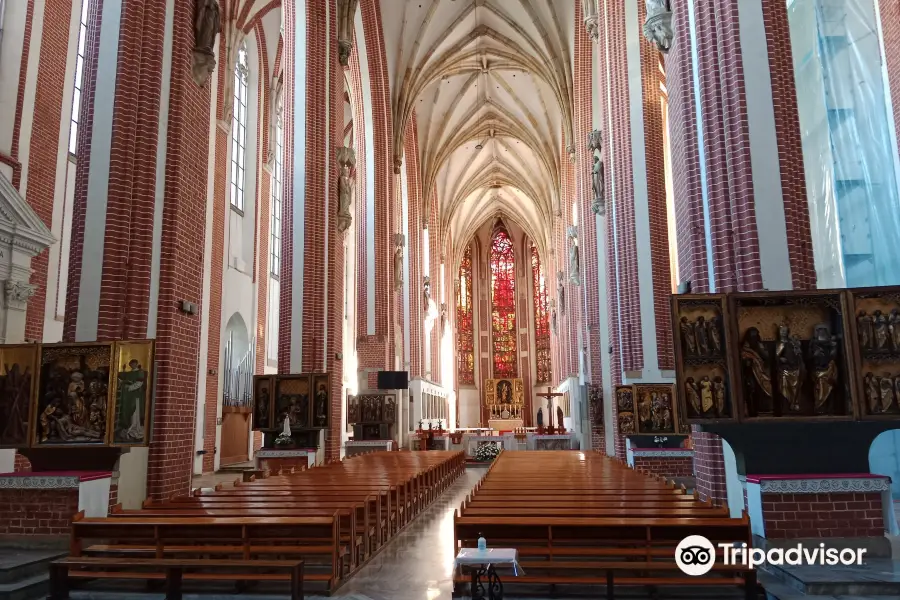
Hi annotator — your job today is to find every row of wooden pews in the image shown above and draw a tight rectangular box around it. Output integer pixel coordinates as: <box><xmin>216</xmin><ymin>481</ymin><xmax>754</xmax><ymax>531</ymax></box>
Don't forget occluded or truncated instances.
<box><xmin>454</xmin><ymin>451</ymin><xmax>759</xmax><ymax>599</ymax></box>
<box><xmin>51</xmin><ymin>450</ymin><xmax>465</xmax><ymax>599</ymax></box>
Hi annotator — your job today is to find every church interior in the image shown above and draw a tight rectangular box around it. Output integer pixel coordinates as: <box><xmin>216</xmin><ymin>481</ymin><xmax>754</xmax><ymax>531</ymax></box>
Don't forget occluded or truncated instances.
<box><xmin>2</xmin><ymin>0</ymin><xmax>900</xmax><ymax>598</ymax></box>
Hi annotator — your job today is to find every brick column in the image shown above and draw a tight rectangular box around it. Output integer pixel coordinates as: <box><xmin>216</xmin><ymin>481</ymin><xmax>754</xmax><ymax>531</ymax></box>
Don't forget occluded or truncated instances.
<box><xmin>665</xmin><ymin>0</ymin><xmax>817</xmax><ymax>506</ymax></box>
<box><xmin>64</xmin><ymin>0</ymin><xmax>210</xmax><ymax>500</ymax></box>
<box><xmin>593</xmin><ymin>0</ymin><xmax>673</xmax><ymax>457</ymax></box>
<box><xmin>280</xmin><ymin>0</ymin><xmax>345</xmax><ymax>460</ymax></box>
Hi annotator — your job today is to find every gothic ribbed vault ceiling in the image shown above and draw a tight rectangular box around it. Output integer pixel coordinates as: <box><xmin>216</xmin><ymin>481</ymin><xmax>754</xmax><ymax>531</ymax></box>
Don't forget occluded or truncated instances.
<box><xmin>381</xmin><ymin>0</ymin><xmax>574</xmax><ymax>264</ymax></box>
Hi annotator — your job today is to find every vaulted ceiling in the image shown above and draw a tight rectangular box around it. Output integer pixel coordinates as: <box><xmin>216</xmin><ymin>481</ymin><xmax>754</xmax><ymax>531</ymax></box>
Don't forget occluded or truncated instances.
<box><xmin>381</xmin><ymin>0</ymin><xmax>575</xmax><ymax>263</ymax></box>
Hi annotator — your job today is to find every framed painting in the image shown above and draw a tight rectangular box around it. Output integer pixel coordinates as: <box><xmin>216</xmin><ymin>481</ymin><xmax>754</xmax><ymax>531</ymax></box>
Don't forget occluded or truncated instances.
<box><xmin>347</xmin><ymin>394</ymin><xmax>360</xmax><ymax>424</ymax></box>
<box><xmin>671</xmin><ymin>294</ymin><xmax>737</xmax><ymax>424</ymax></box>
<box><xmin>275</xmin><ymin>374</ymin><xmax>311</xmax><ymax>430</ymax></box>
<box><xmin>109</xmin><ymin>340</ymin><xmax>154</xmax><ymax>446</ymax></box>
<box><xmin>633</xmin><ymin>383</ymin><xmax>678</xmax><ymax>434</ymax></box>
<box><xmin>311</xmin><ymin>372</ymin><xmax>330</xmax><ymax>428</ymax></box>
<box><xmin>615</xmin><ymin>385</ymin><xmax>635</xmax><ymax>435</ymax></box>
<box><xmin>32</xmin><ymin>342</ymin><xmax>114</xmax><ymax>446</ymax></box>
<box><xmin>846</xmin><ymin>286</ymin><xmax>900</xmax><ymax>419</ymax></box>
<box><xmin>252</xmin><ymin>375</ymin><xmax>275</xmax><ymax>430</ymax></box>
<box><xmin>0</xmin><ymin>344</ymin><xmax>39</xmax><ymax>449</ymax></box>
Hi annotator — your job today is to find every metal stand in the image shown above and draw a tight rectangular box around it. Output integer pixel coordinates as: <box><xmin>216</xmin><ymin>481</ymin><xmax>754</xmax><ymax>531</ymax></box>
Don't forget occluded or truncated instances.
<box><xmin>470</xmin><ymin>564</ymin><xmax>503</xmax><ymax>600</ymax></box>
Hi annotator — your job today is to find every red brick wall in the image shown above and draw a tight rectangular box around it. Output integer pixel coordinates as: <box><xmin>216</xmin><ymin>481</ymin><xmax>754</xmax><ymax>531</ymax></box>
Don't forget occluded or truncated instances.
<box><xmin>22</xmin><ymin>0</ymin><xmax>72</xmax><ymax>341</ymax></box>
<box><xmin>143</xmin><ymin>0</ymin><xmax>212</xmax><ymax>500</ymax></box>
<box><xmin>884</xmin><ymin>0</ymin><xmax>900</xmax><ymax>159</ymax></box>
<box><xmin>760</xmin><ymin>0</ymin><xmax>815</xmax><ymax>289</ymax></box>
<box><xmin>761</xmin><ymin>492</ymin><xmax>884</xmax><ymax>539</ymax></box>
<box><xmin>95</xmin><ymin>0</ymin><xmax>166</xmax><ymax>342</ymax></box>
<box><xmin>692</xmin><ymin>429</ymin><xmax>727</xmax><ymax>504</ymax></box>
<box><xmin>63</xmin><ymin>0</ymin><xmax>103</xmax><ymax>340</ymax></box>
<box><xmin>14</xmin><ymin>452</ymin><xmax>32</xmax><ymax>472</ymax></box>
<box><xmin>634</xmin><ymin>456</ymin><xmax>694</xmax><ymax>478</ymax></box>
<box><xmin>354</xmin><ymin>0</ymin><xmax>393</xmax><ymax>380</ymax></box>
<box><xmin>606</xmin><ymin>0</ymin><xmax>642</xmax><ymax>374</ymax></box>
<box><xmin>0</xmin><ymin>488</ymin><xmax>79</xmax><ymax>536</ymax></box>
<box><xmin>668</xmin><ymin>0</ymin><xmax>709</xmax><ymax>292</ymax></box>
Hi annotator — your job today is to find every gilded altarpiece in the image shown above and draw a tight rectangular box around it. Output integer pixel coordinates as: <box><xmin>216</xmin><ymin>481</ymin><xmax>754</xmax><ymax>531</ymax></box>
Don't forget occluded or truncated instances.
<box><xmin>672</xmin><ymin>290</ymin><xmax>873</xmax><ymax>425</ymax></box>
<box><xmin>615</xmin><ymin>385</ymin><xmax>635</xmax><ymax>435</ymax></box>
<box><xmin>484</xmin><ymin>378</ymin><xmax>525</xmax><ymax>421</ymax></box>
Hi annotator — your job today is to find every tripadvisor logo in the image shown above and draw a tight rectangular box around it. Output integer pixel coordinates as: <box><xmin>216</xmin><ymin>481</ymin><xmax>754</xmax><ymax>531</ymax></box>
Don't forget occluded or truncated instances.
<box><xmin>675</xmin><ymin>535</ymin><xmax>867</xmax><ymax>575</ymax></box>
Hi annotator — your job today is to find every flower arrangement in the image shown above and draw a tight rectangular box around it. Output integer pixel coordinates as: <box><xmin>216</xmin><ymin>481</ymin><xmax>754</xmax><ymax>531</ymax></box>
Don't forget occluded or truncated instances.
<box><xmin>474</xmin><ymin>442</ymin><xmax>501</xmax><ymax>462</ymax></box>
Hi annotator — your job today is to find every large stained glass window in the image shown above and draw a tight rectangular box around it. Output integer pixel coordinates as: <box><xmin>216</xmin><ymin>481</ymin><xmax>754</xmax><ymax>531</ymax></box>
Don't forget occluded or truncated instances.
<box><xmin>531</xmin><ymin>242</ymin><xmax>552</xmax><ymax>384</ymax></box>
<box><xmin>491</xmin><ymin>229</ymin><xmax>518</xmax><ymax>377</ymax></box>
<box><xmin>457</xmin><ymin>244</ymin><xmax>475</xmax><ymax>385</ymax></box>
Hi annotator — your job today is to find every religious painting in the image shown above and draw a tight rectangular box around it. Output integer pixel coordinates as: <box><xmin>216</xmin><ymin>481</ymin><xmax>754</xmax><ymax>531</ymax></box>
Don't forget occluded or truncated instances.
<box><xmin>496</xmin><ymin>379</ymin><xmax>513</xmax><ymax>404</ymax></box>
<box><xmin>311</xmin><ymin>372</ymin><xmax>330</xmax><ymax>428</ymax></box>
<box><xmin>252</xmin><ymin>375</ymin><xmax>274</xmax><ymax>430</ymax></box>
<box><xmin>347</xmin><ymin>394</ymin><xmax>360</xmax><ymax>424</ymax></box>
<box><xmin>0</xmin><ymin>344</ymin><xmax>38</xmax><ymax>448</ymax></box>
<box><xmin>32</xmin><ymin>343</ymin><xmax>113</xmax><ymax>446</ymax></box>
<box><xmin>615</xmin><ymin>385</ymin><xmax>635</xmax><ymax>435</ymax></box>
<box><xmin>672</xmin><ymin>295</ymin><xmax>736</xmax><ymax>422</ymax></box>
<box><xmin>588</xmin><ymin>383</ymin><xmax>603</xmax><ymax>426</ymax></box>
<box><xmin>633</xmin><ymin>384</ymin><xmax>677</xmax><ymax>434</ymax></box>
<box><xmin>383</xmin><ymin>394</ymin><xmax>397</xmax><ymax>424</ymax></box>
<box><xmin>275</xmin><ymin>375</ymin><xmax>311</xmax><ymax>429</ymax></box>
<box><xmin>110</xmin><ymin>341</ymin><xmax>154</xmax><ymax>446</ymax></box>
<box><xmin>359</xmin><ymin>394</ymin><xmax>383</xmax><ymax>422</ymax></box>
<box><xmin>848</xmin><ymin>287</ymin><xmax>900</xmax><ymax>418</ymax></box>
<box><xmin>730</xmin><ymin>291</ymin><xmax>854</xmax><ymax>419</ymax></box>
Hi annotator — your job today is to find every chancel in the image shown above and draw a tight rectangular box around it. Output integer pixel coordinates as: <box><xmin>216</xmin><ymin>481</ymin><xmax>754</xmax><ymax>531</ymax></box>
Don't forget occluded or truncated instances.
<box><xmin>3</xmin><ymin>0</ymin><xmax>900</xmax><ymax>598</ymax></box>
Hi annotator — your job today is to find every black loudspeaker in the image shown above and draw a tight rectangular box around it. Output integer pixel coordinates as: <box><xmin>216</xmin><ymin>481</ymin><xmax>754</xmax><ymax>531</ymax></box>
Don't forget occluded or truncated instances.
<box><xmin>377</xmin><ymin>370</ymin><xmax>409</xmax><ymax>389</ymax></box>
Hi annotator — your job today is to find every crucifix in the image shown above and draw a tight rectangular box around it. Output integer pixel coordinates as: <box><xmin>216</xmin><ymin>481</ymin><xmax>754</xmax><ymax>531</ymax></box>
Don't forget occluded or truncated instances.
<box><xmin>535</xmin><ymin>386</ymin><xmax>565</xmax><ymax>431</ymax></box>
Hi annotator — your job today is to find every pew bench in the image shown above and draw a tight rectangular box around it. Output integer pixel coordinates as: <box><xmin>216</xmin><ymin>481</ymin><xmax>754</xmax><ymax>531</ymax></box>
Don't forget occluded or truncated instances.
<box><xmin>48</xmin><ymin>556</ymin><xmax>304</xmax><ymax>600</ymax></box>
<box><xmin>72</xmin><ymin>516</ymin><xmax>342</xmax><ymax>592</ymax></box>
<box><xmin>454</xmin><ymin>515</ymin><xmax>758</xmax><ymax>599</ymax></box>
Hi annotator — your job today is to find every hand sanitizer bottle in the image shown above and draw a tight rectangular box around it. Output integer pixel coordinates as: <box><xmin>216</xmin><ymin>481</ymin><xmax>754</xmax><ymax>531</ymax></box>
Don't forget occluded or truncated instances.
<box><xmin>478</xmin><ymin>533</ymin><xmax>487</xmax><ymax>552</ymax></box>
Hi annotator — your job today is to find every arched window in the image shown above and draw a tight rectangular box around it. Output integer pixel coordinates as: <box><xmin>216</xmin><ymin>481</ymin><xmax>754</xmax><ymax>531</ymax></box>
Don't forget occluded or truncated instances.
<box><xmin>68</xmin><ymin>0</ymin><xmax>90</xmax><ymax>155</ymax></box>
<box><xmin>531</xmin><ymin>242</ymin><xmax>552</xmax><ymax>384</ymax></box>
<box><xmin>490</xmin><ymin>229</ymin><xmax>517</xmax><ymax>378</ymax></box>
<box><xmin>230</xmin><ymin>41</ymin><xmax>250</xmax><ymax>211</ymax></box>
<box><xmin>456</xmin><ymin>244</ymin><xmax>475</xmax><ymax>385</ymax></box>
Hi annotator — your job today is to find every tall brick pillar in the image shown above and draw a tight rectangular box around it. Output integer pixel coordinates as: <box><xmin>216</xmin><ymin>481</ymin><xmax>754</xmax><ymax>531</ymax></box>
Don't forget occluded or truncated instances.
<box><xmin>591</xmin><ymin>0</ymin><xmax>673</xmax><ymax>458</ymax></box>
<box><xmin>63</xmin><ymin>0</ymin><xmax>211</xmax><ymax>500</ymax></box>
<box><xmin>666</xmin><ymin>0</ymin><xmax>815</xmax><ymax>505</ymax></box>
<box><xmin>280</xmin><ymin>0</ymin><xmax>346</xmax><ymax>460</ymax></box>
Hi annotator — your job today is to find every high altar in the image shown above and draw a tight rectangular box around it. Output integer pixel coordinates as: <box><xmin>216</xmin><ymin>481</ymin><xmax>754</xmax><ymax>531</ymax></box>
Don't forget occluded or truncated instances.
<box><xmin>484</xmin><ymin>378</ymin><xmax>526</xmax><ymax>430</ymax></box>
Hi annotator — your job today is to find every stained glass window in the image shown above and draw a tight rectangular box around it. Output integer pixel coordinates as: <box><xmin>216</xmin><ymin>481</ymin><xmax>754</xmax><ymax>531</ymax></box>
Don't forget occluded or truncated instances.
<box><xmin>230</xmin><ymin>41</ymin><xmax>249</xmax><ymax>212</ymax></box>
<box><xmin>491</xmin><ymin>229</ymin><xmax>518</xmax><ymax>378</ymax></box>
<box><xmin>531</xmin><ymin>242</ymin><xmax>552</xmax><ymax>384</ymax></box>
<box><xmin>456</xmin><ymin>244</ymin><xmax>475</xmax><ymax>385</ymax></box>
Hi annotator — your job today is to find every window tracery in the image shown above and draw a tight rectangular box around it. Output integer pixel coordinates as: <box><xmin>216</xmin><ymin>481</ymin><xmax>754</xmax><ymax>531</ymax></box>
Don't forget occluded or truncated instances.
<box><xmin>230</xmin><ymin>41</ymin><xmax>249</xmax><ymax>211</ymax></box>
<box><xmin>491</xmin><ymin>229</ymin><xmax>518</xmax><ymax>378</ymax></box>
<box><xmin>456</xmin><ymin>244</ymin><xmax>475</xmax><ymax>385</ymax></box>
<box><xmin>531</xmin><ymin>242</ymin><xmax>552</xmax><ymax>384</ymax></box>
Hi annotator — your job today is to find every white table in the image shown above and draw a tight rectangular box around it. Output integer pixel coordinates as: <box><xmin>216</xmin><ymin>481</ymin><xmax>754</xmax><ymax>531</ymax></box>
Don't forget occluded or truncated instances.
<box><xmin>455</xmin><ymin>548</ymin><xmax>523</xmax><ymax>600</ymax></box>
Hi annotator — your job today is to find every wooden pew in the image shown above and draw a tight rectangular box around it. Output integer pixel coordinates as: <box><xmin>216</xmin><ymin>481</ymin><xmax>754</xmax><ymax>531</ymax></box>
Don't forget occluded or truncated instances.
<box><xmin>453</xmin><ymin>452</ymin><xmax>757</xmax><ymax>599</ymax></box>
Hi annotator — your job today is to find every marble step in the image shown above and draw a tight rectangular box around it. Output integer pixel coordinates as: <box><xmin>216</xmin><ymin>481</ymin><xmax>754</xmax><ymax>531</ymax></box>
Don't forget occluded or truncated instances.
<box><xmin>761</xmin><ymin>559</ymin><xmax>900</xmax><ymax>596</ymax></box>
<box><xmin>0</xmin><ymin>573</ymin><xmax>49</xmax><ymax>600</ymax></box>
<box><xmin>0</xmin><ymin>550</ymin><xmax>66</xmax><ymax>585</ymax></box>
